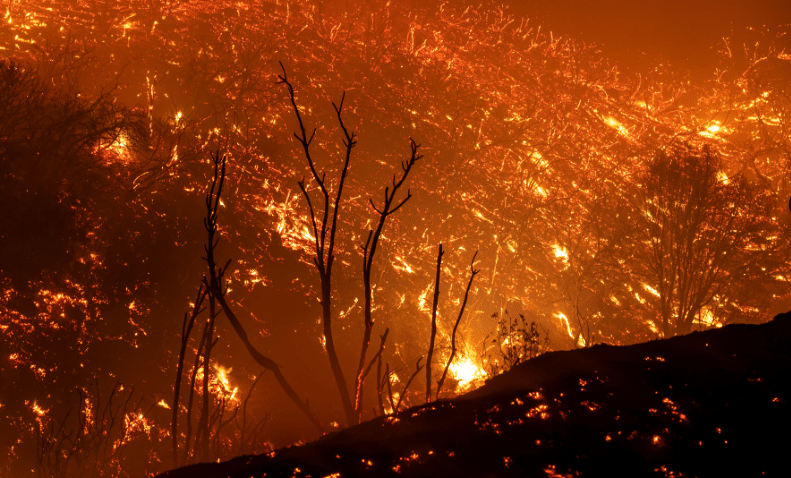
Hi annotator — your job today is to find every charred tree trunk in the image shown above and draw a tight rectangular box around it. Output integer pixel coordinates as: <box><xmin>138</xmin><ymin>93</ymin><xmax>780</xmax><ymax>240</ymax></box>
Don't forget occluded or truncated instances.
<box><xmin>196</xmin><ymin>295</ymin><xmax>216</xmax><ymax>462</ymax></box>
<box><xmin>278</xmin><ymin>64</ymin><xmax>424</xmax><ymax>425</ymax></box>
<box><xmin>397</xmin><ymin>357</ymin><xmax>424</xmax><ymax>412</ymax></box>
<box><xmin>376</xmin><ymin>352</ymin><xmax>385</xmax><ymax>417</ymax></box>
<box><xmin>355</xmin><ymin>328</ymin><xmax>389</xmax><ymax>421</ymax></box>
<box><xmin>211</xmin><ymin>292</ymin><xmax>324</xmax><ymax>433</ymax></box>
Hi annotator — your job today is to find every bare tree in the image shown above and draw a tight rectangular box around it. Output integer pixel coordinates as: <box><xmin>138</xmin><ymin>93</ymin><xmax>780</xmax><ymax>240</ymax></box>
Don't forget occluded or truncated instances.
<box><xmin>235</xmin><ymin>374</ymin><xmax>269</xmax><ymax>456</ymax></box>
<box><xmin>395</xmin><ymin>357</ymin><xmax>425</xmax><ymax>413</ymax></box>
<box><xmin>278</xmin><ymin>64</ymin><xmax>422</xmax><ymax>425</ymax></box>
<box><xmin>355</xmin><ymin>328</ymin><xmax>389</xmax><ymax>421</ymax></box>
<box><xmin>183</xmin><ymin>314</ymin><xmax>209</xmax><ymax>464</ymax></box>
<box><xmin>379</xmin><ymin>357</ymin><xmax>426</xmax><ymax>415</ymax></box>
<box><xmin>356</xmin><ymin>139</ymin><xmax>421</xmax><ymax>421</ymax></box>
<box><xmin>36</xmin><ymin>382</ymin><xmax>153</xmax><ymax>478</ymax></box>
<box><xmin>631</xmin><ymin>145</ymin><xmax>782</xmax><ymax>336</ymax></box>
<box><xmin>277</xmin><ymin>65</ymin><xmax>357</xmax><ymax>426</ymax></box>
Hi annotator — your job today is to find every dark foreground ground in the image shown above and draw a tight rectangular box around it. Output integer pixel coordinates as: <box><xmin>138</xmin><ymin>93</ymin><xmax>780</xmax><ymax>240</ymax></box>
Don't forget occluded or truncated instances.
<box><xmin>159</xmin><ymin>313</ymin><xmax>791</xmax><ymax>477</ymax></box>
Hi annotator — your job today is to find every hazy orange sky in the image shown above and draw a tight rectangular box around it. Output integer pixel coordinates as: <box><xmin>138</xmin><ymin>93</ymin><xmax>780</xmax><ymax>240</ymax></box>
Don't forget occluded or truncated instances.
<box><xmin>509</xmin><ymin>0</ymin><xmax>791</xmax><ymax>73</ymax></box>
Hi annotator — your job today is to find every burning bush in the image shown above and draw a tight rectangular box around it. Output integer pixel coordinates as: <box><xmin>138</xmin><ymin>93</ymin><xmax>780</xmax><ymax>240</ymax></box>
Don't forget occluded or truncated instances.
<box><xmin>483</xmin><ymin>310</ymin><xmax>550</xmax><ymax>376</ymax></box>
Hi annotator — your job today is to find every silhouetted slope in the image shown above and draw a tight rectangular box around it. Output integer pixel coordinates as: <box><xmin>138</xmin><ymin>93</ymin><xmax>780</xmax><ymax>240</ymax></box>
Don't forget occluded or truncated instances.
<box><xmin>159</xmin><ymin>313</ymin><xmax>791</xmax><ymax>477</ymax></box>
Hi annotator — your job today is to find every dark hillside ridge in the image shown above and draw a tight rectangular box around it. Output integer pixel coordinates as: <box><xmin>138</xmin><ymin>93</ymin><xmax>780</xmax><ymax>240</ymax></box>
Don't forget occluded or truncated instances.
<box><xmin>159</xmin><ymin>313</ymin><xmax>791</xmax><ymax>477</ymax></box>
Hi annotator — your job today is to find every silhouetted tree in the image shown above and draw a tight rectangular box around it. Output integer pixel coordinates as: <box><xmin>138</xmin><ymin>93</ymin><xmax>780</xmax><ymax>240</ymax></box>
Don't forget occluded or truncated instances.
<box><xmin>278</xmin><ymin>65</ymin><xmax>422</xmax><ymax>425</ymax></box>
<box><xmin>0</xmin><ymin>58</ymin><xmax>145</xmax><ymax>288</ymax></box>
<box><xmin>356</xmin><ymin>139</ymin><xmax>420</xmax><ymax>421</ymax></box>
<box><xmin>631</xmin><ymin>145</ymin><xmax>784</xmax><ymax>336</ymax></box>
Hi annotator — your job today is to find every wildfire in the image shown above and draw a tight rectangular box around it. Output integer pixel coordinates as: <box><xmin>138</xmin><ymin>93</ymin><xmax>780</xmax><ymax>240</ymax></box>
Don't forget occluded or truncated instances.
<box><xmin>194</xmin><ymin>363</ymin><xmax>240</xmax><ymax>404</ymax></box>
<box><xmin>448</xmin><ymin>356</ymin><xmax>487</xmax><ymax>391</ymax></box>
<box><xmin>212</xmin><ymin>364</ymin><xmax>240</xmax><ymax>403</ymax></box>
<box><xmin>29</xmin><ymin>401</ymin><xmax>48</xmax><ymax>417</ymax></box>
<box><xmin>392</xmin><ymin>256</ymin><xmax>415</xmax><ymax>274</ymax></box>
<box><xmin>551</xmin><ymin>244</ymin><xmax>569</xmax><ymax>262</ymax></box>
<box><xmin>696</xmin><ymin>307</ymin><xmax>723</xmax><ymax>329</ymax></box>
<box><xmin>642</xmin><ymin>284</ymin><xmax>660</xmax><ymax>298</ymax></box>
<box><xmin>603</xmin><ymin>115</ymin><xmax>630</xmax><ymax>138</ymax></box>
<box><xmin>553</xmin><ymin>313</ymin><xmax>576</xmax><ymax>341</ymax></box>
<box><xmin>1</xmin><ymin>0</ymin><xmax>790</xmax><ymax>475</ymax></box>
<box><xmin>699</xmin><ymin>122</ymin><xmax>727</xmax><ymax>139</ymax></box>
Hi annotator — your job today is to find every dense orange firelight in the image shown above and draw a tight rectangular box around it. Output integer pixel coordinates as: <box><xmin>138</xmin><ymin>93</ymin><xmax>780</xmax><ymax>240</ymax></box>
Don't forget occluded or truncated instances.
<box><xmin>1</xmin><ymin>0</ymin><xmax>791</xmax><ymax>476</ymax></box>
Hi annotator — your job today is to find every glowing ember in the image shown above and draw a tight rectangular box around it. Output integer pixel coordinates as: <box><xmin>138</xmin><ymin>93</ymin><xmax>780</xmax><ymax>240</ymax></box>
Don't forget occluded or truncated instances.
<box><xmin>29</xmin><ymin>401</ymin><xmax>47</xmax><ymax>417</ymax></box>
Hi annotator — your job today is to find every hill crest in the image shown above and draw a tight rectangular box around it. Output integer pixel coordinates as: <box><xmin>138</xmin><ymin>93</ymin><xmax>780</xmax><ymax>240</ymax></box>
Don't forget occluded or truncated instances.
<box><xmin>159</xmin><ymin>313</ymin><xmax>791</xmax><ymax>477</ymax></box>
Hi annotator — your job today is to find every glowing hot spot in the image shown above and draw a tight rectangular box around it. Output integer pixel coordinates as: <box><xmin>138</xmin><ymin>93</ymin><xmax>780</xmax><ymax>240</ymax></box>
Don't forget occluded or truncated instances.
<box><xmin>449</xmin><ymin>357</ymin><xmax>486</xmax><ymax>391</ymax></box>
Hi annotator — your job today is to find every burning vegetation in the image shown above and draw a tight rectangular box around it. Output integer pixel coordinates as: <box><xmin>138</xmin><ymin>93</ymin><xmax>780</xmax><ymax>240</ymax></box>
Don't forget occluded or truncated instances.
<box><xmin>1</xmin><ymin>0</ymin><xmax>791</xmax><ymax>476</ymax></box>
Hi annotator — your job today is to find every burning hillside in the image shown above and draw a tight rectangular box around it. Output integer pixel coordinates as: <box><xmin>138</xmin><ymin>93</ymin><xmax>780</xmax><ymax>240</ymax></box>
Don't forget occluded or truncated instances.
<box><xmin>157</xmin><ymin>312</ymin><xmax>791</xmax><ymax>477</ymax></box>
<box><xmin>1</xmin><ymin>0</ymin><xmax>791</xmax><ymax>476</ymax></box>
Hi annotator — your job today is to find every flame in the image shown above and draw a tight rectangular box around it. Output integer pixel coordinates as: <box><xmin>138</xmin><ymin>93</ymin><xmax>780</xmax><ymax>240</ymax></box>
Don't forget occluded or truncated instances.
<box><xmin>554</xmin><ymin>312</ymin><xmax>575</xmax><ymax>340</ymax></box>
<box><xmin>699</xmin><ymin>122</ymin><xmax>726</xmax><ymax>138</ymax></box>
<box><xmin>213</xmin><ymin>364</ymin><xmax>239</xmax><ymax>402</ymax></box>
<box><xmin>393</xmin><ymin>256</ymin><xmax>415</xmax><ymax>274</ymax></box>
<box><xmin>30</xmin><ymin>401</ymin><xmax>47</xmax><ymax>417</ymax></box>
<box><xmin>551</xmin><ymin>244</ymin><xmax>569</xmax><ymax>262</ymax></box>
<box><xmin>104</xmin><ymin>132</ymin><xmax>132</xmax><ymax>164</ymax></box>
<box><xmin>2</xmin><ymin>2</ymin><xmax>790</xmax><ymax>472</ymax></box>
<box><xmin>244</xmin><ymin>268</ymin><xmax>265</xmax><ymax>287</ymax></box>
<box><xmin>642</xmin><ymin>283</ymin><xmax>660</xmax><ymax>298</ymax></box>
<box><xmin>195</xmin><ymin>363</ymin><xmax>239</xmax><ymax>404</ymax></box>
<box><xmin>717</xmin><ymin>171</ymin><xmax>729</xmax><ymax>184</ymax></box>
<box><xmin>603</xmin><ymin>116</ymin><xmax>630</xmax><ymax>137</ymax></box>
<box><xmin>448</xmin><ymin>356</ymin><xmax>487</xmax><ymax>391</ymax></box>
<box><xmin>646</xmin><ymin>320</ymin><xmax>660</xmax><ymax>334</ymax></box>
<box><xmin>696</xmin><ymin>306</ymin><xmax>723</xmax><ymax>329</ymax></box>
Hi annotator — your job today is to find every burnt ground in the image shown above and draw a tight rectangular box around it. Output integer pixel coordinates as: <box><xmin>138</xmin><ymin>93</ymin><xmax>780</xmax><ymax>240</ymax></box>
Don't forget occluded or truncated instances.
<box><xmin>158</xmin><ymin>313</ymin><xmax>791</xmax><ymax>478</ymax></box>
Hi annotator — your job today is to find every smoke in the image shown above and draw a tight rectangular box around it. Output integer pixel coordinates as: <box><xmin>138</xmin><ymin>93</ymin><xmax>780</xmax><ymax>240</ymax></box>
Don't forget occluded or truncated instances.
<box><xmin>1</xmin><ymin>1</ymin><xmax>790</xmax><ymax>476</ymax></box>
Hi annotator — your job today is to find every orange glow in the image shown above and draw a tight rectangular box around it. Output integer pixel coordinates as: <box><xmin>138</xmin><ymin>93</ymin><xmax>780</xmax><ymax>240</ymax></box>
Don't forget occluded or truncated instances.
<box><xmin>1</xmin><ymin>1</ymin><xmax>789</xmax><ymax>475</ymax></box>
<box><xmin>448</xmin><ymin>355</ymin><xmax>487</xmax><ymax>391</ymax></box>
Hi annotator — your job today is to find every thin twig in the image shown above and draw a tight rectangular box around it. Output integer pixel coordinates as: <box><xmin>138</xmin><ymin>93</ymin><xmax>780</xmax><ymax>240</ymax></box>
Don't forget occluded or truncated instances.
<box><xmin>425</xmin><ymin>244</ymin><xmax>444</xmax><ymax>403</ymax></box>
<box><xmin>437</xmin><ymin>251</ymin><xmax>479</xmax><ymax>400</ymax></box>
<box><xmin>396</xmin><ymin>356</ymin><xmax>425</xmax><ymax>412</ymax></box>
